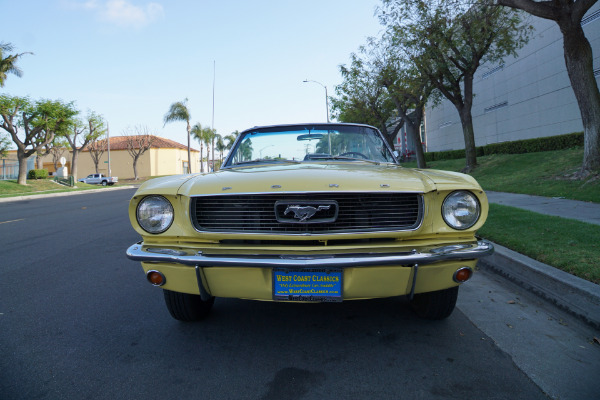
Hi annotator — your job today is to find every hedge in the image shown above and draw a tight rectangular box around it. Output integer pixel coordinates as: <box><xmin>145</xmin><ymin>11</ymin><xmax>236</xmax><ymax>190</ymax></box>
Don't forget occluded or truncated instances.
<box><xmin>424</xmin><ymin>131</ymin><xmax>584</xmax><ymax>162</ymax></box>
<box><xmin>28</xmin><ymin>169</ymin><xmax>49</xmax><ymax>179</ymax></box>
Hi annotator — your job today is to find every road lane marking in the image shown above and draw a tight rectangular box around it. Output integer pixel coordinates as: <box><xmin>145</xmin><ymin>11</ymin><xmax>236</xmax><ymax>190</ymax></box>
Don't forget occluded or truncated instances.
<box><xmin>0</xmin><ymin>219</ymin><xmax>25</xmax><ymax>224</ymax></box>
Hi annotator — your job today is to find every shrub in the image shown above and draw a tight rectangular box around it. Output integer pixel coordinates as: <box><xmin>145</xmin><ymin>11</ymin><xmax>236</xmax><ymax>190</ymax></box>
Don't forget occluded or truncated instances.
<box><xmin>424</xmin><ymin>132</ymin><xmax>583</xmax><ymax>161</ymax></box>
<box><xmin>28</xmin><ymin>169</ymin><xmax>49</xmax><ymax>179</ymax></box>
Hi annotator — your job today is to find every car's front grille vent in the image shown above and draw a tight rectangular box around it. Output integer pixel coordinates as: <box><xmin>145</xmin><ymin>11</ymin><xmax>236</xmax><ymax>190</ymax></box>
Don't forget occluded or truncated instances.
<box><xmin>191</xmin><ymin>193</ymin><xmax>423</xmax><ymax>234</ymax></box>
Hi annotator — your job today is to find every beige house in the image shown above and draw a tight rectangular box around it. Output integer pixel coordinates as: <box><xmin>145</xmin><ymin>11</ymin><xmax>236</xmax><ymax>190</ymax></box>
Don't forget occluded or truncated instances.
<box><xmin>38</xmin><ymin>135</ymin><xmax>200</xmax><ymax>179</ymax></box>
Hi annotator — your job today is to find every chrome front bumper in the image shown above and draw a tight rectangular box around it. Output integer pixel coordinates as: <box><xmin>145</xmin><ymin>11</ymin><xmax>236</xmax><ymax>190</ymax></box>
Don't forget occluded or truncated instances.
<box><xmin>126</xmin><ymin>240</ymin><xmax>494</xmax><ymax>268</ymax></box>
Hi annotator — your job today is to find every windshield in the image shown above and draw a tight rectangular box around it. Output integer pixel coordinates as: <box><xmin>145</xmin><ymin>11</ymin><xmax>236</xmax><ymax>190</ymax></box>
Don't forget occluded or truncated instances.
<box><xmin>224</xmin><ymin>124</ymin><xmax>396</xmax><ymax>167</ymax></box>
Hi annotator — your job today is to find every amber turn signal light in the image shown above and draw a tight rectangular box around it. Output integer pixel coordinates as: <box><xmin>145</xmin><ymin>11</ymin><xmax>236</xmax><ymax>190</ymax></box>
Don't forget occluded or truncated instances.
<box><xmin>146</xmin><ymin>270</ymin><xmax>166</xmax><ymax>286</ymax></box>
<box><xmin>453</xmin><ymin>267</ymin><xmax>473</xmax><ymax>283</ymax></box>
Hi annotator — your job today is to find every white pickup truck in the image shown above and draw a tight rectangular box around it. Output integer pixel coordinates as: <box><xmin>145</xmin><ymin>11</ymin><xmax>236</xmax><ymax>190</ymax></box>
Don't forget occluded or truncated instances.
<box><xmin>78</xmin><ymin>173</ymin><xmax>118</xmax><ymax>186</ymax></box>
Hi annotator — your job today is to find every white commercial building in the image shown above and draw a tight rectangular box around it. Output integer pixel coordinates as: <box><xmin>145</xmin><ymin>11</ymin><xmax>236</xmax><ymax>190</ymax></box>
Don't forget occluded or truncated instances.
<box><xmin>423</xmin><ymin>5</ymin><xmax>600</xmax><ymax>152</ymax></box>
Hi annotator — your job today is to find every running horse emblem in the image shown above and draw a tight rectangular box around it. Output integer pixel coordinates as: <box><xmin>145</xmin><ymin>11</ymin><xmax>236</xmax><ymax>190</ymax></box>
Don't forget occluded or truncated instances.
<box><xmin>284</xmin><ymin>205</ymin><xmax>331</xmax><ymax>222</ymax></box>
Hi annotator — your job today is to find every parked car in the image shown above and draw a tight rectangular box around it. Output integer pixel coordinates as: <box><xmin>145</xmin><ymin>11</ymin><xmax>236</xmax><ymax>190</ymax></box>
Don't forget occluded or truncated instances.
<box><xmin>126</xmin><ymin>123</ymin><xmax>493</xmax><ymax>321</ymax></box>
<box><xmin>78</xmin><ymin>173</ymin><xmax>118</xmax><ymax>186</ymax></box>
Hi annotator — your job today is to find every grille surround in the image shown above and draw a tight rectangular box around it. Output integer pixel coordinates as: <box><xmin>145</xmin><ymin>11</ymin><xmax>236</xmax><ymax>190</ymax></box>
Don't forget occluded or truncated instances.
<box><xmin>190</xmin><ymin>192</ymin><xmax>424</xmax><ymax>235</ymax></box>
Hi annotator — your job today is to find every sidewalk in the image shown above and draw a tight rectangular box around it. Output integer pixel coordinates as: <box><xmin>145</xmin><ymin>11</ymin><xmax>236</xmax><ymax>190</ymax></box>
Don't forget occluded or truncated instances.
<box><xmin>486</xmin><ymin>191</ymin><xmax>600</xmax><ymax>225</ymax></box>
<box><xmin>483</xmin><ymin>191</ymin><xmax>600</xmax><ymax>329</ymax></box>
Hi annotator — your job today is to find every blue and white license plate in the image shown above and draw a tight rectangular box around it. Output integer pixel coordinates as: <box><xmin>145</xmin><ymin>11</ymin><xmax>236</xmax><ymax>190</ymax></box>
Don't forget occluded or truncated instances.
<box><xmin>272</xmin><ymin>268</ymin><xmax>343</xmax><ymax>302</ymax></box>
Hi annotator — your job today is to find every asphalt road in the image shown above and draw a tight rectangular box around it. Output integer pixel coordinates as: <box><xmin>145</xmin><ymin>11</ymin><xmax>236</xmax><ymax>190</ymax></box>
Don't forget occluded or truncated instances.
<box><xmin>0</xmin><ymin>189</ymin><xmax>575</xmax><ymax>399</ymax></box>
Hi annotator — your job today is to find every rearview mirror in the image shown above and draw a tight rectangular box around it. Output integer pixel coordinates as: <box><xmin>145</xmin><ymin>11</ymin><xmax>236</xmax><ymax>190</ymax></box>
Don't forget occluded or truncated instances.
<box><xmin>297</xmin><ymin>134</ymin><xmax>324</xmax><ymax>141</ymax></box>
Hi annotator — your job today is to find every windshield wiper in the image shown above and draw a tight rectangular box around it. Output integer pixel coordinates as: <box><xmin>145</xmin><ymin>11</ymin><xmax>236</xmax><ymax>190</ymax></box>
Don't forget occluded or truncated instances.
<box><xmin>234</xmin><ymin>158</ymin><xmax>301</xmax><ymax>166</ymax></box>
<box><xmin>307</xmin><ymin>155</ymin><xmax>380</xmax><ymax>165</ymax></box>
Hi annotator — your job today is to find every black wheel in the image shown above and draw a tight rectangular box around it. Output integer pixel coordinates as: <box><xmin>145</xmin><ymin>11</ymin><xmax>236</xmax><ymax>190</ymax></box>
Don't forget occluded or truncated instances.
<box><xmin>101</xmin><ymin>181</ymin><xmax>107</xmax><ymax>186</ymax></box>
<box><xmin>163</xmin><ymin>289</ymin><xmax>214</xmax><ymax>321</ymax></box>
<box><xmin>410</xmin><ymin>286</ymin><xmax>458</xmax><ymax>320</ymax></box>
<box><xmin>339</xmin><ymin>151</ymin><xmax>369</xmax><ymax>159</ymax></box>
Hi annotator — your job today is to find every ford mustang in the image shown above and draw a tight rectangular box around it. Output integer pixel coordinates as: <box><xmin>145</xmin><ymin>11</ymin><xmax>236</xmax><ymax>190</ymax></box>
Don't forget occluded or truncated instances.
<box><xmin>126</xmin><ymin>123</ymin><xmax>493</xmax><ymax>321</ymax></box>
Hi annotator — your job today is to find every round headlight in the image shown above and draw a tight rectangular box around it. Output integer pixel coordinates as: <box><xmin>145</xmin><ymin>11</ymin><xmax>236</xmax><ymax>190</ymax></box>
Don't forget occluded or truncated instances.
<box><xmin>136</xmin><ymin>195</ymin><xmax>174</xmax><ymax>234</ymax></box>
<box><xmin>442</xmin><ymin>191</ymin><xmax>481</xmax><ymax>230</ymax></box>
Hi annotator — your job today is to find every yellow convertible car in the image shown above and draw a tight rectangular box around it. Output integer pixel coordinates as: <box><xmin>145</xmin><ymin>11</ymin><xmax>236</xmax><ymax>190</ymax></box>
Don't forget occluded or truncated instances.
<box><xmin>126</xmin><ymin>123</ymin><xmax>493</xmax><ymax>321</ymax></box>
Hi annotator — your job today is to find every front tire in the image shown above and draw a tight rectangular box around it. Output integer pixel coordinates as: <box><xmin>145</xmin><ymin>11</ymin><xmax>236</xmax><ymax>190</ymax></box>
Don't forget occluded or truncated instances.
<box><xmin>410</xmin><ymin>286</ymin><xmax>459</xmax><ymax>320</ymax></box>
<box><xmin>163</xmin><ymin>289</ymin><xmax>215</xmax><ymax>321</ymax></box>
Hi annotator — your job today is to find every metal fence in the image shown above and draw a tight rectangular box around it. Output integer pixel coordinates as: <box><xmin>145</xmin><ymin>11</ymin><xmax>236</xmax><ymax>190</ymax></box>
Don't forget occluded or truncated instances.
<box><xmin>1</xmin><ymin>157</ymin><xmax>36</xmax><ymax>180</ymax></box>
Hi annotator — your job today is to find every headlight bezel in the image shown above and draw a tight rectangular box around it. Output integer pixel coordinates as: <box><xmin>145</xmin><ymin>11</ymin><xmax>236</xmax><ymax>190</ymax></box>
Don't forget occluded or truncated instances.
<box><xmin>442</xmin><ymin>190</ymin><xmax>481</xmax><ymax>230</ymax></box>
<box><xmin>136</xmin><ymin>195</ymin><xmax>174</xmax><ymax>234</ymax></box>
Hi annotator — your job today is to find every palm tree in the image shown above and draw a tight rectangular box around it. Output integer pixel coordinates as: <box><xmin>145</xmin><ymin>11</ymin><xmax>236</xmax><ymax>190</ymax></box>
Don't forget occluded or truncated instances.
<box><xmin>224</xmin><ymin>130</ymin><xmax>240</xmax><ymax>150</ymax></box>
<box><xmin>0</xmin><ymin>42</ymin><xmax>32</xmax><ymax>87</ymax></box>
<box><xmin>191</xmin><ymin>123</ymin><xmax>205</xmax><ymax>172</ymax></box>
<box><xmin>215</xmin><ymin>134</ymin><xmax>226</xmax><ymax>168</ymax></box>
<box><xmin>163</xmin><ymin>98</ymin><xmax>192</xmax><ymax>173</ymax></box>
<box><xmin>204</xmin><ymin>128</ymin><xmax>216</xmax><ymax>171</ymax></box>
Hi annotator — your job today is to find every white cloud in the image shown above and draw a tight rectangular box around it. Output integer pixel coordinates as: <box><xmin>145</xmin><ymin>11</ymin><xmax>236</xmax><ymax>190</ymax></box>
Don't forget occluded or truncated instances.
<box><xmin>66</xmin><ymin>0</ymin><xmax>164</xmax><ymax>29</ymax></box>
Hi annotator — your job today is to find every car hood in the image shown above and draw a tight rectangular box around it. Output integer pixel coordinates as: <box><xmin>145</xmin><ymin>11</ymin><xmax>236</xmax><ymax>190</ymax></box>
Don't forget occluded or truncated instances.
<box><xmin>134</xmin><ymin>163</ymin><xmax>481</xmax><ymax>197</ymax></box>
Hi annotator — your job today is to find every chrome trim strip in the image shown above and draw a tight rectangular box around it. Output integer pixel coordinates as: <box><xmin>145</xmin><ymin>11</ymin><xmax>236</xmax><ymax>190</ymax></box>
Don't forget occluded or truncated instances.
<box><xmin>126</xmin><ymin>240</ymin><xmax>494</xmax><ymax>268</ymax></box>
<box><xmin>188</xmin><ymin>190</ymin><xmax>426</xmax><ymax>197</ymax></box>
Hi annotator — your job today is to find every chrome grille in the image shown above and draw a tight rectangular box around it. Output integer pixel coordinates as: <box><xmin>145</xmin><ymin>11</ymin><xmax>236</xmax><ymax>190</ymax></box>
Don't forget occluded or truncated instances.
<box><xmin>191</xmin><ymin>193</ymin><xmax>423</xmax><ymax>234</ymax></box>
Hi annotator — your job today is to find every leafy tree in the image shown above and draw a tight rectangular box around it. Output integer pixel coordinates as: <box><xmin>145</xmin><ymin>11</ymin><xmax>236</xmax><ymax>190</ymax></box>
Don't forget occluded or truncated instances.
<box><xmin>1</xmin><ymin>133</ymin><xmax>11</xmax><ymax>158</ymax></box>
<box><xmin>164</xmin><ymin>99</ymin><xmax>192</xmax><ymax>173</ymax></box>
<box><xmin>331</xmin><ymin>48</ymin><xmax>401</xmax><ymax>146</ymax></box>
<box><xmin>370</xmin><ymin>34</ymin><xmax>437</xmax><ymax>168</ymax></box>
<box><xmin>49</xmin><ymin>139</ymin><xmax>69</xmax><ymax>172</ymax></box>
<box><xmin>0</xmin><ymin>95</ymin><xmax>76</xmax><ymax>184</ymax></box>
<box><xmin>380</xmin><ymin>0</ymin><xmax>531</xmax><ymax>172</ymax></box>
<box><xmin>88</xmin><ymin>138</ymin><xmax>107</xmax><ymax>174</ymax></box>
<box><xmin>0</xmin><ymin>42</ymin><xmax>32</xmax><ymax>87</ymax></box>
<box><xmin>123</xmin><ymin>125</ymin><xmax>156</xmax><ymax>180</ymax></box>
<box><xmin>497</xmin><ymin>0</ymin><xmax>600</xmax><ymax>176</ymax></box>
<box><xmin>65</xmin><ymin>112</ymin><xmax>106</xmax><ymax>180</ymax></box>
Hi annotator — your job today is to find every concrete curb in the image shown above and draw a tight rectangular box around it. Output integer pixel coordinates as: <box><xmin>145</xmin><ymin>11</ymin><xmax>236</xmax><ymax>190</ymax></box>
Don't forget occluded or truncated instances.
<box><xmin>479</xmin><ymin>242</ymin><xmax>600</xmax><ymax>330</ymax></box>
<box><xmin>0</xmin><ymin>185</ymin><xmax>136</xmax><ymax>203</ymax></box>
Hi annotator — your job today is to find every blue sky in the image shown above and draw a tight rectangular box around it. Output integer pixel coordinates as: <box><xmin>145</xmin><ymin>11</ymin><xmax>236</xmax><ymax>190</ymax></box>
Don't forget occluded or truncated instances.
<box><xmin>1</xmin><ymin>0</ymin><xmax>383</xmax><ymax>148</ymax></box>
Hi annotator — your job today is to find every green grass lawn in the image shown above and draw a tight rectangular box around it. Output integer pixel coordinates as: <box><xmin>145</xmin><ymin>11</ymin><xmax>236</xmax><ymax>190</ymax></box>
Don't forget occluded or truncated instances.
<box><xmin>0</xmin><ymin>179</ymin><xmax>100</xmax><ymax>197</ymax></box>
<box><xmin>404</xmin><ymin>147</ymin><xmax>600</xmax><ymax>203</ymax></box>
<box><xmin>478</xmin><ymin>204</ymin><xmax>600</xmax><ymax>284</ymax></box>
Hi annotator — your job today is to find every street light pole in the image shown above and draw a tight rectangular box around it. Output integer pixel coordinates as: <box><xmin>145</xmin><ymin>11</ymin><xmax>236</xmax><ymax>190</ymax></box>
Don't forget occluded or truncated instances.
<box><xmin>303</xmin><ymin>79</ymin><xmax>330</xmax><ymax>123</ymax></box>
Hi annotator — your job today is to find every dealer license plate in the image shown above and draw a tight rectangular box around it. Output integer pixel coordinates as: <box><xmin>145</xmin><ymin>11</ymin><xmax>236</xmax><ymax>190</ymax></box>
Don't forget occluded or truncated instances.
<box><xmin>272</xmin><ymin>268</ymin><xmax>343</xmax><ymax>302</ymax></box>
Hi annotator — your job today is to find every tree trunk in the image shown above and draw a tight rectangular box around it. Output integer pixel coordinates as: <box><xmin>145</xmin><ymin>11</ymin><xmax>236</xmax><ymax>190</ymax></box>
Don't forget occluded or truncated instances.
<box><xmin>133</xmin><ymin>155</ymin><xmax>139</xmax><ymax>180</ymax></box>
<box><xmin>410</xmin><ymin>110</ymin><xmax>427</xmax><ymax>169</ymax></box>
<box><xmin>71</xmin><ymin>151</ymin><xmax>80</xmax><ymax>181</ymax></box>
<box><xmin>212</xmin><ymin>139</ymin><xmax>215</xmax><ymax>172</ymax></box>
<box><xmin>187</xmin><ymin>123</ymin><xmax>191</xmax><ymax>174</ymax></box>
<box><xmin>458</xmin><ymin>106</ymin><xmax>478</xmax><ymax>173</ymax></box>
<box><xmin>17</xmin><ymin>149</ymin><xmax>28</xmax><ymax>185</ymax></box>
<box><xmin>36</xmin><ymin>154</ymin><xmax>44</xmax><ymax>170</ymax></box>
<box><xmin>200</xmin><ymin>143</ymin><xmax>204</xmax><ymax>173</ymax></box>
<box><xmin>559</xmin><ymin>21</ymin><xmax>600</xmax><ymax>174</ymax></box>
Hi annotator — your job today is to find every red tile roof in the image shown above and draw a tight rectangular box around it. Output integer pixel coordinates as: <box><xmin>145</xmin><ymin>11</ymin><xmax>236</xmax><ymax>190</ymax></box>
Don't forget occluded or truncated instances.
<box><xmin>86</xmin><ymin>135</ymin><xmax>198</xmax><ymax>152</ymax></box>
